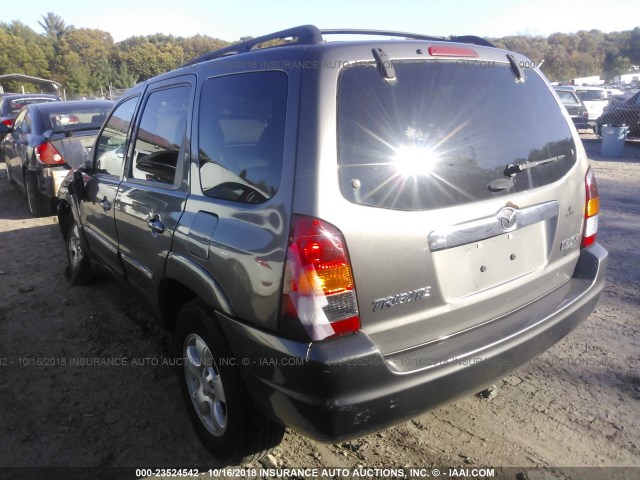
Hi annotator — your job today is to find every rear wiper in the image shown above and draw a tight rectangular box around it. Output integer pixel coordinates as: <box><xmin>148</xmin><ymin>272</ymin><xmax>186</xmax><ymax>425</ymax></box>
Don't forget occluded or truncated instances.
<box><xmin>504</xmin><ymin>154</ymin><xmax>565</xmax><ymax>177</ymax></box>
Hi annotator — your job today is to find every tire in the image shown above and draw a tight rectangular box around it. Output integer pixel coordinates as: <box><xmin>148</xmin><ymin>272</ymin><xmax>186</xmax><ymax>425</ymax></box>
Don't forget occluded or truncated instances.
<box><xmin>65</xmin><ymin>220</ymin><xmax>93</xmax><ymax>285</ymax></box>
<box><xmin>25</xmin><ymin>171</ymin><xmax>53</xmax><ymax>217</ymax></box>
<box><xmin>174</xmin><ymin>300</ymin><xmax>284</xmax><ymax>465</ymax></box>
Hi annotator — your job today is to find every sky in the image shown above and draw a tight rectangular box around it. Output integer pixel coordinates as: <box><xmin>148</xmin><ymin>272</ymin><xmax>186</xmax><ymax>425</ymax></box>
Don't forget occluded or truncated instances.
<box><xmin>2</xmin><ymin>0</ymin><xmax>638</xmax><ymax>42</ymax></box>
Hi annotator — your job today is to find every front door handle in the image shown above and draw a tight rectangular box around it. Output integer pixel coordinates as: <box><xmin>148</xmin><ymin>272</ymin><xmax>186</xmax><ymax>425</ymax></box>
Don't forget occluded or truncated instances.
<box><xmin>99</xmin><ymin>197</ymin><xmax>112</xmax><ymax>212</ymax></box>
<box><xmin>146</xmin><ymin>215</ymin><xmax>165</xmax><ymax>235</ymax></box>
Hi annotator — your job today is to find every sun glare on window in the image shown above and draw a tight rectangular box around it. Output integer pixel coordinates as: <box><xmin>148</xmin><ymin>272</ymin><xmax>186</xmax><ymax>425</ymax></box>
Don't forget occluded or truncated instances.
<box><xmin>393</xmin><ymin>144</ymin><xmax>440</xmax><ymax>178</ymax></box>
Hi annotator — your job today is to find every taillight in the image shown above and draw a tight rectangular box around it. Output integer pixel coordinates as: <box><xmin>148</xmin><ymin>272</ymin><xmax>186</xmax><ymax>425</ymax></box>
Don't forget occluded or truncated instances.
<box><xmin>582</xmin><ymin>167</ymin><xmax>599</xmax><ymax>248</ymax></box>
<box><xmin>2</xmin><ymin>119</ymin><xmax>13</xmax><ymax>127</ymax></box>
<box><xmin>36</xmin><ymin>141</ymin><xmax>66</xmax><ymax>165</ymax></box>
<box><xmin>279</xmin><ymin>215</ymin><xmax>360</xmax><ymax>341</ymax></box>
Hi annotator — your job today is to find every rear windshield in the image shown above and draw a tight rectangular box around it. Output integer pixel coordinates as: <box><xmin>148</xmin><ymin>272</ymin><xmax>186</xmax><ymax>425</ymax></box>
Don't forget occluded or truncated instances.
<box><xmin>9</xmin><ymin>97</ymin><xmax>57</xmax><ymax>114</ymax></box>
<box><xmin>576</xmin><ymin>89</ymin><xmax>607</xmax><ymax>101</ymax></box>
<box><xmin>338</xmin><ymin>61</ymin><xmax>576</xmax><ymax>211</ymax></box>
<box><xmin>556</xmin><ymin>90</ymin><xmax>581</xmax><ymax>106</ymax></box>
<box><xmin>44</xmin><ymin>104</ymin><xmax>112</xmax><ymax>132</ymax></box>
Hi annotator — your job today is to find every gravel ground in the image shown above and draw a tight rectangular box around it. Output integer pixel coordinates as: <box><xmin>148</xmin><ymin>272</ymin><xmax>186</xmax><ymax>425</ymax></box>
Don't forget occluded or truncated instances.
<box><xmin>0</xmin><ymin>133</ymin><xmax>638</xmax><ymax>480</ymax></box>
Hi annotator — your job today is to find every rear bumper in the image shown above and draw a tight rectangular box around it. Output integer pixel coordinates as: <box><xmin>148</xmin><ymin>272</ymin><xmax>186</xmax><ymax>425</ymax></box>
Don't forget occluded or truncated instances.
<box><xmin>219</xmin><ymin>243</ymin><xmax>607</xmax><ymax>442</ymax></box>
<box><xmin>39</xmin><ymin>166</ymin><xmax>69</xmax><ymax>198</ymax></box>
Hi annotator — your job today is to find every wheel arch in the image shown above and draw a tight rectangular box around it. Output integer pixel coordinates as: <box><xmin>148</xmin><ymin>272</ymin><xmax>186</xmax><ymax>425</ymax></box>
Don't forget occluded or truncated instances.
<box><xmin>160</xmin><ymin>253</ymin><xmax>235</xmax><ymax>330</ymax></box>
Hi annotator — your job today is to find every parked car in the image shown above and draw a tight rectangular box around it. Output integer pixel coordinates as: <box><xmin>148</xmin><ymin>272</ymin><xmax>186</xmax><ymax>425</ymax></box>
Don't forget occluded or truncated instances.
<box><xmin>603</xmin><ymin>91</ymin><xmax>635</xmax><ymax>112</ymax></box>
<box><xmin>0</xmin><ymin>93</ymin><xmax>60</xmax><ymax>141</ymax></box>
<box><xmin>0</xmin><ymin>100</ymin><xmax>113</xmax><ymax>216</ymax></box>
<box><xmin>573</xmin><ymin>86</ymin><xmax>609</xmax><ymax>124</ymax></box>
<box><xmin>596</xmin><ymin>91</ymin><xmax>640</xmax><ymax>137</ymax></box>
<box><xmin>56</xmin><ymin>25</ymin><xmax>607</xmax><ymax>465</ymax></box>
<box><xmin>603</xmin><ymin>87</ymin><xmax>624</xmax><ymax>98</ymax></box>
<box><xmin>554</xmin><ymin>86</ymin><xmax>590</xmax><ymax>130</ymax></box>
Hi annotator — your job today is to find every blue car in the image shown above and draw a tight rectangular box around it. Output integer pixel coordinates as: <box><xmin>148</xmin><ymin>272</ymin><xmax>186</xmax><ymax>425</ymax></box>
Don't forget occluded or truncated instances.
<box><xmin>0</xmin><ymin>99</ymin><xmax>113</xmax><ymax>216</ymax></box>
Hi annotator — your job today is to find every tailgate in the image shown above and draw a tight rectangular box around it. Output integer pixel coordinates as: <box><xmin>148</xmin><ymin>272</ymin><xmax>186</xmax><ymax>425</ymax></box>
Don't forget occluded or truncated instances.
<box><xmin>335</xmin><ymin>55</ymin><xmax>587</xmax><ymax>354</ymax></box>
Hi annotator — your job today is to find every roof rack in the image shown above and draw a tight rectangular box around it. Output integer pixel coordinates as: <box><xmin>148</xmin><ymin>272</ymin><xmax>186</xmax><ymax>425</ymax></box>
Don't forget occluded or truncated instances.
<box><xmin>182</xmin><ymin>25</ymin><xmax>323</xmax><ymax>67</ymax></box>
<box><xmin>320</xmin><ymin>28</ymin><xmax>448</xmax><ymax>42</ymax></box>
<box><xmin>447</xmin><ymin>35</ymin><xmax>495</xmax><ymax>48</ymax></box>
<box><xmin>182</xmin><ymin>25</ymin><xmax>495</xmax><ymax>67</ymax></box>
<box><xmin>321</xmin><ymin>29</ymin><xmax>495</xmax><ymax>48</ymax></box>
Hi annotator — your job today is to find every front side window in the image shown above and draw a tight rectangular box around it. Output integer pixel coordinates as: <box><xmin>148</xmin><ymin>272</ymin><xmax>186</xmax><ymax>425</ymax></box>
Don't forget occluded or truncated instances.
<box><xmin>198</xmin><ymin>71</ymin><xmax>287</xmax><ymax>203</ymax></box>
<box><xmin>130</xmin><ymin>85</ymin><xmax>190</xmax><ymax>185</ymax></box>
<box><xmin>95</xmin><ymin>96</ymin><xmax>138</xmax><ymax>177</ymax></box>
<box><xmin>338</xmin><ymin>61</ymin><xmax>576</xmax><ymax>211</ymax></box>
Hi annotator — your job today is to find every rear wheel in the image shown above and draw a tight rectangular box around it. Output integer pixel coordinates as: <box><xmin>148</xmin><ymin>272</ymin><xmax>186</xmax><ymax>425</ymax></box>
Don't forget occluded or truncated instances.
<box><xmin>65</xmin><ymin>220</ymin><xmax>93</xmax><ymax>285</ymax></box>
<box><xmin>25</xmin><ymin>171</ymin><xmax>53</xmax><ymax>217</ymax></box>
<box><xmin>174</xmin><ymin>300</ymin><xmax>284</xmax><ymax>465</ymax></box>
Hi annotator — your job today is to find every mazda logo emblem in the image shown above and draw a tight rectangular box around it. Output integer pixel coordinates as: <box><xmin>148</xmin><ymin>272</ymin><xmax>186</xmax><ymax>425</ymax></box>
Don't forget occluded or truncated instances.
<box><xmin>497</xmin><ymin>207</ymin><xmax>518</xmax><ymax>231</ymax></box>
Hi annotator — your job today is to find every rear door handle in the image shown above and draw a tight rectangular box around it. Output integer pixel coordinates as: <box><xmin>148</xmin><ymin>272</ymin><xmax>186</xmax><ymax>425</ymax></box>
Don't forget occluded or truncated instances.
<box><xmin>146</xmin><ymin>215</ymin><xmax>165</xmax><ymax>235</ymax></box>
<box><xmin>99</xmin><ymin>197</ymin><xmax>112</xmax><ymax>212</ymax></box>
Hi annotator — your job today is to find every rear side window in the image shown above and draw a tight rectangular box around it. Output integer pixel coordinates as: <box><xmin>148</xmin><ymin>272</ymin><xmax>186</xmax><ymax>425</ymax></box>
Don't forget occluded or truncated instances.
<box><xmin>198</xmin><ymin>71</ymin><xmax>287</xmax><ymax>203</ymax></box>
<box><xmin>130</xmin><ymin>85</ymin><xmax>190</xmax><ymax>185</ymax></box>
<box><xmin>11</xmin><ymin>109</ymin><xmax>27</xmax><ymax>133</ymax></box>
<box><xmin>338</xmin><ymin>61</ymin><xmax>577</xmax><ymax>211</ymax></box>
<box><xmin>21</xmin><ymin>112</ymin><xmax>31</xmax><ymax>134</ymax></box>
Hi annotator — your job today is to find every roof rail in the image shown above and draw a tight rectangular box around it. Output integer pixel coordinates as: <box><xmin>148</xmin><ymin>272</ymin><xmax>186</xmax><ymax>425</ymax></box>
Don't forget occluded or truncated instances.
<box><xmin>320</xmin><ymin>28</ymin><xmax>448</xmax><ymax>43</ymax></box>
<box><xmin>321</xmin><ymin>29</ymin><xmax>495</xmax><ymax>48</ymax></box>
<box><xmin>182</xmin><ymin>25</ymin><xmax>496</xmax><ymax>67</ymax></box>
<box><xmin>448</xmin><ymin>35</ymin><xmax>495</xmax><ymax>48</ymax></box>
<box><xmin>182</xmin><ymin>25</ymin><xmax>323</xmax><ymax>67</ymax></box>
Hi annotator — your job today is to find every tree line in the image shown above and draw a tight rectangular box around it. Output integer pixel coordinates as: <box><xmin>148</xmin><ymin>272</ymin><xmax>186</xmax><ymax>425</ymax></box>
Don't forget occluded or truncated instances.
<box><xmin>490</xmin><ymin>28</ymin><xmax>640</xmax><ymax>82</ymax></box>
<box><xmin>0</xmin><ymin>12</ymin><xmax>229</xmax><ymax>96</ymax></box>
<box><xmin>1</xmin><ymin>13</ymin><xmax>638</xmax><ymax>97</ymax></box>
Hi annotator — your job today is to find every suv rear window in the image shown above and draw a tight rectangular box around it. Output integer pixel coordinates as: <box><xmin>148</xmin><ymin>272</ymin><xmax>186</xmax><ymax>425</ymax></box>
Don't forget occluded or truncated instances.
<box><xmin>576</xmin><ymin>89</ymin><xmax>607</xmax><ymax>101</ymax></box>
<box><xmin>338</xmin><ymin>61</ymin><xmax>576</xmax><ymax>211</ymax></box>
<box><xmin>556</xmin><ymin>90</ymin><xmax>581</xmax><ymax>106</ymax></box>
